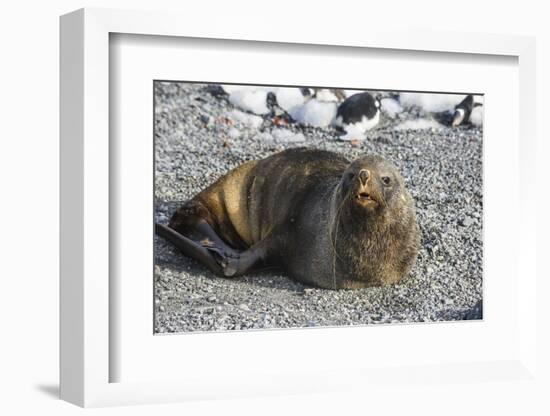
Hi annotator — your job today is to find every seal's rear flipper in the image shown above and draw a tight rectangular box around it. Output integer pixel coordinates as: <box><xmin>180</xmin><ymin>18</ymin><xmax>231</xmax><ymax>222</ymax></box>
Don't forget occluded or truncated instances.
<box><xmin>155</xmin><ymin>223</ymin><xmax>224</xmax><ymax>276</ymax></box>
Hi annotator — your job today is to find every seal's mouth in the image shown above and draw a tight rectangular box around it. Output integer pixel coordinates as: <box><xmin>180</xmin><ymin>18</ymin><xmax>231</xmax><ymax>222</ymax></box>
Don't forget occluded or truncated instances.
<box><xmin>355</xmin><ymin>191</ymin><xmax>379</xmax><ymax>207</ymax></box>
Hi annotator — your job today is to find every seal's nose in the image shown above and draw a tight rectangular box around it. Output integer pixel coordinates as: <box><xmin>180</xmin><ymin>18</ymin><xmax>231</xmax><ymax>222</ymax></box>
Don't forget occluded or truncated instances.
<box><xmin>358</xmin><ymin>169</ymin><xmax>370</xmax><ymax>186</ymax></box>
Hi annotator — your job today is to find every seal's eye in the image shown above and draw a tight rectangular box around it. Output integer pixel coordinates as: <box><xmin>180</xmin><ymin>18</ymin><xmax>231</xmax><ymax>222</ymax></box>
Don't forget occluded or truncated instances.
<box><xmin>381</xmin><ymin>176</ymin><xmax>391</xmax><ymax>186</ymax></box>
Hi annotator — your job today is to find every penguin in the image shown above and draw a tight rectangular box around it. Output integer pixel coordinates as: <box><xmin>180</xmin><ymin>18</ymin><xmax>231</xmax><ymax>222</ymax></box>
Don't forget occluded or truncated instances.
<box><xmin>300</xmin><ymin>87</ymin><xmax>314</xmax><ymax>99</ymax></box>
<box><xmin>333</xmin><ymin>92</ymin><xmax>381</xmax><ymax>134</ymax></box>
<box><xmin>451</xmin><ymin>94</ymin><xmax>483</xmax><ymax>127</ymax></box>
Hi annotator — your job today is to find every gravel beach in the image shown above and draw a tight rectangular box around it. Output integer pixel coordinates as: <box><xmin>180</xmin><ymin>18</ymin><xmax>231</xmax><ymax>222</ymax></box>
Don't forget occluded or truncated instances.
<box><xmin>154</xmin><ymin>82</ymin><xmax>483</xmax><ymax>333</ymax></box>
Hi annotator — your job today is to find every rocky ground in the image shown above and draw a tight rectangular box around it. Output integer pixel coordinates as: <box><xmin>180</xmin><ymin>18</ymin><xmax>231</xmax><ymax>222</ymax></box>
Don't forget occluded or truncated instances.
<box><xmin>154</xmin><ymin>82</ymin><xmax>483</xmax><ymax>333</ymax></box>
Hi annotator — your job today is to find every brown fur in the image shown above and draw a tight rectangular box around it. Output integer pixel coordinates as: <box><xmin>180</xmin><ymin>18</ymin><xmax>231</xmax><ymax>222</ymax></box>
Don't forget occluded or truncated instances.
<box><xmin>166</xmin><ymin>148</ymin><xmax>420</xmax><ymax>289</ymax></box>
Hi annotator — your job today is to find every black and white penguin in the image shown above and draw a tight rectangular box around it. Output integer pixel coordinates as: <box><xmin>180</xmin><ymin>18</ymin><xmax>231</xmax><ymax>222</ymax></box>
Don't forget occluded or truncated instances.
<box><xmin>333</xmin><ymin>92</ymin><xmax>381</xmax><ymax>133</ymax></box>
<box><xmin>451</xmin><ymin>94</ymin><xmax>483</xmax><ymax>127</ymax></box>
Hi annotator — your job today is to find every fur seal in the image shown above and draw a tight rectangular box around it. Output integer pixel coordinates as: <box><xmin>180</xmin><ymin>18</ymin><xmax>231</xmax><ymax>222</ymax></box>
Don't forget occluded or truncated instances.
<box><xmin>156</xmin><ymin>148</ymin><xmax>420</xmax><ymax>289</ymax></box>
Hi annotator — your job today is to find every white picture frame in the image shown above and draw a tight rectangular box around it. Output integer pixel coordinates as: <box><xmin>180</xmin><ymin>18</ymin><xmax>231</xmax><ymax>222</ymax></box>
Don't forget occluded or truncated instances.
<box><xmin>60</xmin><ymin>8</ymin><xmax>538</xmax><ymax>408</ymax></box>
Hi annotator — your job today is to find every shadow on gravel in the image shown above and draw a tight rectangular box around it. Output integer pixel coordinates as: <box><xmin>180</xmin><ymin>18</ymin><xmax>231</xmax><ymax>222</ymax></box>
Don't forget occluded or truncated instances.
<box><xmin>239</xmin><ymin>271</ymin><xmax>307</xmax><ymax>292</ymax></box>
<box><xmin>157</xmin><ymin>251</ymin><xmax>306</xmax><ymax>293</ymax></box>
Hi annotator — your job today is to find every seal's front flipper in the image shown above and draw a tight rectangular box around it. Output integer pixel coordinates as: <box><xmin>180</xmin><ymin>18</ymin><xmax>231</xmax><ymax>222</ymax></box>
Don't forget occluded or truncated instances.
<box><xmin>155</xmin><ymin>223</ymin><xmax>224</xmax><ymax>275</ymax></box>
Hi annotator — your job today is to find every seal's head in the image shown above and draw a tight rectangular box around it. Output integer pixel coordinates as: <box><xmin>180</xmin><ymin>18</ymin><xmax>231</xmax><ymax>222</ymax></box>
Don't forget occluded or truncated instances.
<box><xmin>332</xmin><ymin>154</ymin><xmax>419</xmax><ymax>287</ymax></box>
<box><xmin>339</xmin><ymin>155</ymin><xmax>405</xmax><ymax>215</ymax></box>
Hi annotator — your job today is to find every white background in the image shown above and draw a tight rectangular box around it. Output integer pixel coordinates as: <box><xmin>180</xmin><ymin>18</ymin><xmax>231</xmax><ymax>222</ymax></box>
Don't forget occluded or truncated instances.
<box><xmin>1</xmin><ymin>1</ymin><xmax>548</xmax><ymax>415</ymax></box>
<box><xmin>112</xmin><ymin>34</ymin><xmax>518</xmax><ymax>384</ymax></box>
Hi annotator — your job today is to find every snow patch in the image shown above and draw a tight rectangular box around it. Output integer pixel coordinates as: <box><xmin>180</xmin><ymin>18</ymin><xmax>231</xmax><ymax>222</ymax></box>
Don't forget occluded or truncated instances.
<box><xmin>289</xmin><ymin>99</ymin><xmax>337</xmax><ymax>127</ymax></box>
<box><xmin>469</xmin><ymin>106</ymin><xmax>483</xmax><ymax>126</ymax></box>
<box><xmin>226</xmin><ymin>110</ymin><xmax>263</xmax><ymax>129</ymax></box>
<box><xmin>228</xmin><ymin>89</ymin><xmax>270</xmax><ymax>114</ymax></box>
<box><xmin>273</xmin><ymin>87</ymin><xmax>306</xmax><ymax>113</ymax></box>
<box><xmin>399</xmin><ymin>93</ymin><xmax>466</xmax><ymax>112</ymax></box>
<box><xmin>380</xmin><ymin>98</ymin><xmax>403</xmax><ymax>118</ymax></box>
<box><xmin>223</xmin><ymin>85</ymin><xmax>312</xmax><ymax>116</ymax></box>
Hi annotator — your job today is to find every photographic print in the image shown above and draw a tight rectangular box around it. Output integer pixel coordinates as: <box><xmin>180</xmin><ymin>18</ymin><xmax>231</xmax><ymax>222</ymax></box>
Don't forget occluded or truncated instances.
<box><xmin>154</xmin><ymin>82</ymin><xmax>483</xmax><ymax>333</ymax></box>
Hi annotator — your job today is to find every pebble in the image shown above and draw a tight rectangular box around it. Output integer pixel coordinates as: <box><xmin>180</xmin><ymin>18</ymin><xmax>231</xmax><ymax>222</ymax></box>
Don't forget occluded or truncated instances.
<box><xmin>460</xmin><ymin>216</ymin><xmax>474</xmax><ymax>227</ymax></box>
